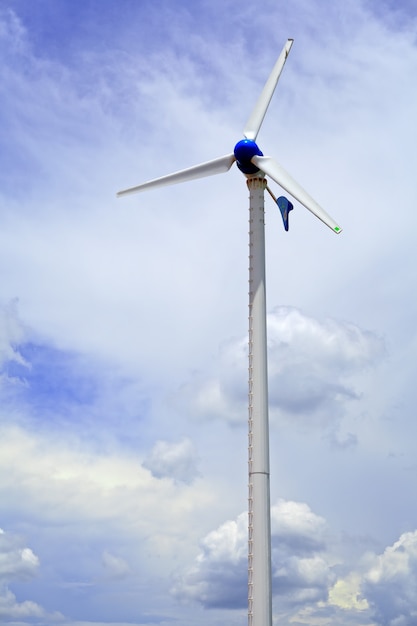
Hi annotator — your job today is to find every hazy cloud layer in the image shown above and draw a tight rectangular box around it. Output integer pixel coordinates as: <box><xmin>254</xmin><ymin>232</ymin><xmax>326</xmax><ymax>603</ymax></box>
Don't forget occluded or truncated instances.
<box><xmin>0</xmin><ymin>300</ymin><xmax>26</xmax><ymax>370</ymax></box>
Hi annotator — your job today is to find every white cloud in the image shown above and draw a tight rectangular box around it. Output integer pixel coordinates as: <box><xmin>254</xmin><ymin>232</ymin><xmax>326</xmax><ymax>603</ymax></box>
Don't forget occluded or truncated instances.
<box><xmin>0</xmin><ymin>528</ymin><xmax>47</xmax><ymax>620</ymax></box>
<box><xmin>0</xmin><ymin>529</ymin><xmax>39</xmax><ymax>582</ymax></box>
<box><xmin>0</xmin><ymin>587</ymin><xmax>44</xmax><ymax>620</ymax></box>
<box><xmin>267</xmin><ymin>307</ymin><xmax>386</xmax><ymax>438</ymax></box>
<box><xmin>310</xmin><ymin>531</ymin><xmax>417</xmax><ymax>626</ymax></box>
<box><xmin>362</xmin><ymin>531</ymin><xmax>417</xmax><ymax>625</ymax></box>
<box><xmin>270</xmin><ymin>501</ymin><xmax>334</xmax><ymax>607</ymax></box>
<box><xmin>177</xmin><ymin>307</ymin><xmax>384</xmax><ymax>438</ymax></box>
<box><xmin>271</xmin><ymin>499</ymin><xmax>327</xmax><ymax>553</ymax></box>
<box><xmin>171</xmin><ymin>510</ymin><xmax>248</xmax><ymax>609</ymax></box>
<box><xmin>173</xmin><ymin>499</ymin><xmax>334</xmax><ymax>611</ymax></box>
<box><xmin>268</xmin><ymin>307</ymin><xmax>384</xmax><ymax>376</ymax></box>
<box><xmin>267</xmin><ymin>306</ymin><xmax>384</xmax><ymax>408</ymax></box>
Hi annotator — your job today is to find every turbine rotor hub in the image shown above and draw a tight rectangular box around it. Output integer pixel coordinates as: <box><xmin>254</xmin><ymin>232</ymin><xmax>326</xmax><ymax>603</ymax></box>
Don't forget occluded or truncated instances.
<box><xmin>234</xmin><ymin>139</ymin><xmax>263</xmax><ymax>175</ymax></box>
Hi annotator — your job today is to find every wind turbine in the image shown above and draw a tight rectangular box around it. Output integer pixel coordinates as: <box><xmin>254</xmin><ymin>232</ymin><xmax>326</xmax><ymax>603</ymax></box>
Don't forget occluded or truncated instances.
<box><xmin>117</xmin><ymin>39</ymin><xmax>342</xmax><ymax>626</ymax></box>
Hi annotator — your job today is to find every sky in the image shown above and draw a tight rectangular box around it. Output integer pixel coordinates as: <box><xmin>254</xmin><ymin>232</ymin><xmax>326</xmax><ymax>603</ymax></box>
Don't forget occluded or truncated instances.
<box><xmin>0</xmin><ymin>0</ymin><xmax>417</xmax><ymax>625</ymax></box>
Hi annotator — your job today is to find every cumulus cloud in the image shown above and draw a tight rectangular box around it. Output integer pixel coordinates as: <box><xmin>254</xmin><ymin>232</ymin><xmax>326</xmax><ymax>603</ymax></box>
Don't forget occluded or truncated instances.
<box><xmin>0</xmin><ymin>587</ymin><xmax>45</xmax><ymax>620</ymax></box>
<box><xmin>271</xmin><ymin>499</ymin><xmax>327</xmax><ymax>555</ymax></box>
<box><xmin>328</xmin><ymin>572</ymin><xmax>369</xmax><ymax>613</ymax></box>
<box><xmin>177</xmin><ymin>307</ymin><xmax>384</xmax><ymax>436</ymax></box>
<box><xmin>143</xmin><ymin>438</ymin><xmax>200</xmax><ymax>484</ymax></box>
<box><xmin>267</xmin><ymin>307</ymin><xmax>385</xmax><ymax>420</ymax></box>
<box><xmin>0</xmin><ymin>528</ymin><xmax>46</xmax><ymax>620</ymax></box>
<box><xmin>271</xmin><ymin>500</ymin><xmax>334</xmax><ymax>606</ymax></box>
<box><xmin>310</xmin><ymin>531</ymin><xmax>417</xmax><ymax>626</ymax></box>
<box><xmin>362</xmin><ymin>531</ymin><xmax>417</xmax><ymax>625</ymax></box>
<box><xmin>0</xmin><ymin>529</ymin><xmax>39</xmax><ymax>582</ymax></box>
<box><xmin>171</xmin><ymin>510</ymin><xmax>247</xmax><ymax>609</ymax></box>
<box><xmin>172</xmin><ymin>499</ymin><xmax>334</xmax><ymax>611</ymax></box>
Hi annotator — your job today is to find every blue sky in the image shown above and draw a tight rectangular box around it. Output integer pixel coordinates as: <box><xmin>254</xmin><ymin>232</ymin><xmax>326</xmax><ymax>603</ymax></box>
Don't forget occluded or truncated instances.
<box><xmin>1</xmin><ymin>1</ymin><xmax>417</xmax><ymax>625</ymax></box>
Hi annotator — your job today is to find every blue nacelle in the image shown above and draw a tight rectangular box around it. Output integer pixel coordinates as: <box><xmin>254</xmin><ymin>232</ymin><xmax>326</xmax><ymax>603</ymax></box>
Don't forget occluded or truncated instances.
<box><xmin>234</xmin><ymin>139</ymin><xmax>263</xmax><ymax>175</ymax></box>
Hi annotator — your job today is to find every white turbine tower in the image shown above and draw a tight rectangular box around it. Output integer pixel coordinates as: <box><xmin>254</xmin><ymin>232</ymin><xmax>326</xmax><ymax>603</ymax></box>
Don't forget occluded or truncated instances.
<box><xmin>118</xmin><ymin>39</ymin><xmax>341</xmax><ymax>626</ymax></box>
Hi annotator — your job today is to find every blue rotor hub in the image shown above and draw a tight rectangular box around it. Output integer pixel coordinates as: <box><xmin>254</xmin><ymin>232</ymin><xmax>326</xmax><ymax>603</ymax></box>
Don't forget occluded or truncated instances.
<box><xmin>234</xmin><ymin>139</ymin><xmax>263</xmax><ymax>175</ymax></box>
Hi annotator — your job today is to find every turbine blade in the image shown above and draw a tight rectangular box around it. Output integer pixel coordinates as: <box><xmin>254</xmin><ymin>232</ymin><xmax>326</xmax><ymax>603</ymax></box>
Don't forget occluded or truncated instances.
<box><xmin>117</xmin><ymin>154</ymin><xmax>236</xmax><ymax>197</ymax></box>
<box><xmin>244</xmin><ymin>39</ymin><xmax>294</xmax><ymax>142</ymax></box>
<box><xmin>252</xmin><ymin>155</ymin><xmax>342</xmax><ymax>234</ymax></box>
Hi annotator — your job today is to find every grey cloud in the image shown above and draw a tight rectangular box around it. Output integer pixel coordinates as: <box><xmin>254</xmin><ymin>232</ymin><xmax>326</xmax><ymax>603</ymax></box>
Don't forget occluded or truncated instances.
<box><xmin>268</xmin><ymin>307</ymin><xmax>385</xmax><ymax>373</ymax></box>
<box><xmin>271</xmin><ymin>499</ymin><xmax>327</xmax><ymax>554</ymax></box>
<box><xmin>273</xmin><ymin>555</ymin><xmax>333</xmax><ymax>605</ymax></box>
<box><xmin>362</xmin><ymin>531</ymin><xmax>417</xmax><ymax>626</ymax></box>
<box><xmin>172</xmin><ymin>499</ymin><xmax>334</xmax><ymax>611</ymax></box>
<box><xmin>177</xmin><ymin>308</ymin><xmax>384</xmax><ymax>433</ymax></box>
<box><xmin>271</xmin><ymin>500</ymin><xmax>334</xmax><ymax>605</ymax></box>
<box><xmin>267</xmin><ymin>307</ymin><xmax>385</xmax><ymax>421</ymax></box>
<box><xmin>171</xmin><ymin>511</ymin><xmax>248</xmax><ymax>609</ymax></box>
<box><xmin>143</xmin><ymin>438</ymin><xmax>200</xmax><ymax>484</ymax></box>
